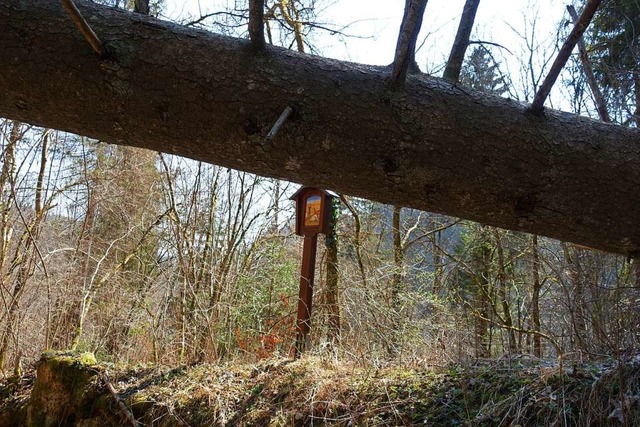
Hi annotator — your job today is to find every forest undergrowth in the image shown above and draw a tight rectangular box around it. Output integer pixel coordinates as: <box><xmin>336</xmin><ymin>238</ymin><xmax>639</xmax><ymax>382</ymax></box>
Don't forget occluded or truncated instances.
<box><xmin>1</xmin><ymin>351</ymin><xmax>639</xmax><ymax>426</ymax></box>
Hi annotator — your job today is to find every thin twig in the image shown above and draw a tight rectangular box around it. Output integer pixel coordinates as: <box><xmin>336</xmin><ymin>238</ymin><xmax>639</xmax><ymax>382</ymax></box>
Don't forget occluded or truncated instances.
<box><xmin>468</xmin><ymin>305</ymin><xmax>563</xmax><ymax>355</ymax></box>
<box><xmin>389</xmin><ymin>0</ymin><xmax>429</xmax><ymax>89</ymax></box>
<box><xmin>266</xmin><ymin>106</ymin><xmax>293</xmax><ymax>140</ymax></box>
<box><xmin>249</xmin><ymin>0</ymin><xmax>266</xmax><ymax>49</ymax></box>
<box><xmin>302</xmin><ymin>20</ymin><xmax>377</xmax><ymax>39</ymax></box>
<box><xmin>566</xmin><ymin>5</ymin><xmax>611</xmax><ymax>122</ymax></box>
<box><xmin>467</xmin><ymin>40</ymin><xmax>513</xmax><ymax>56</ymax></box>
<box><xmin>60</xmin><ymin>0</ymin><xmax>106</xmax><ymax>57</ymax></box>
<box><xmin>403</xmin><ymin>219</ymin><xmax>462</xmax><ymax>248</ymax></box>
<box><xmin>529</xmin><ymin>0</ymin><xmax>602</xmax><ymax>115</ymax></box>
<box><xmin>184</xmin><ymin>11</ymin><xmax>247</xmax><ymax>27</ymax></box>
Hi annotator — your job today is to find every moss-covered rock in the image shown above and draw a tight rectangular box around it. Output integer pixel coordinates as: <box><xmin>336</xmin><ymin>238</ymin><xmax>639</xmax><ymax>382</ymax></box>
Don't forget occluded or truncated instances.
<box><xmin>26</xmin><ymin>351</ymin><xmax>101</xmax><ymax>427</ymax></box>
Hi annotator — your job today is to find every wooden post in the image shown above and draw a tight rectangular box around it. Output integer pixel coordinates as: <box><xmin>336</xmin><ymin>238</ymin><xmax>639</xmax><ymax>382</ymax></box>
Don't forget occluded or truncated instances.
<box><xmin>290</xmin><ymin>187</ymin><xmax>337</xmax><ymax>357</ymax></box>
<box><xmin>294</xmin><ymin>234</ymin><xmax>318</xmax><ymax>357</ymax></box>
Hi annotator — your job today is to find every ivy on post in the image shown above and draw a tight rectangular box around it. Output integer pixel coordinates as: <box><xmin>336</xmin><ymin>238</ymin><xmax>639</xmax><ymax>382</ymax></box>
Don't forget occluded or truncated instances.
<box><xmin>290</xmin><ymin>187</ymin><xmax>338</xmax><ymax>358</ymax></box>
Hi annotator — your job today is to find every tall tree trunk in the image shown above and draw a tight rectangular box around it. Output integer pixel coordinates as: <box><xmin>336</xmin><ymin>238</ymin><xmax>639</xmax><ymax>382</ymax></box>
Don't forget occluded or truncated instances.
<box><xmin>391</xmin><ymin>206</ymin><xmax>403</xmax><ymax>311</ymax></box>
<box><xmin>431</xmin><ymin>229</ymin><xmax>443</xmax><ymax>294</ymax></box>
<box><xmin>324</xmin><ymin>198</ymin><xmax>340</xmax><ymax>344</ymax></box>
<box><xmin>0</xmin><ymin>128</ymin><xmax>48</xmax><ymax>369</ymax></box>
<box><xmin>340</xmin><ymin>195</ymin><xmax>368</xmax><ymax>289</ymax></box>
<box><xmin>530</xmin><ymin>234</ymin><xmax>542</xmax><ymax>357</ymax></box>
<box><xmin>272</xmin><ymin>180</ymin><xmax>280</xmax><ymax>232</ymax></box>
<box><xmin>475</xmin><ymin>226</ymin><xmax>492</xmax><ymax>358</ymax></box>
<box><xmin>562</xmin><ymin>242</ymin><xmax>587</xmax><ymax>352</ymax></box>
<box><xmin>0</xmin><ymin>122</ymin><xmax>19</xmax><ymax>370</ymax></box>
<box><xmin>634</xmin><ymin>73</ymin><xmax>640</xmax><ymax>127</ymax></box>
<box><xmin>494</xmin><ymin>229</ymin><xmax>516</xmax><ymax>353</ymax></box>
<box><xmin>389</xmin><ymin>205</ymin><xmax>404</xmax><ymax>356</ymax></box>
<box><xmin>0</xmin><ymin>121</ymin><xmax>18</xmax><ymax>283</ymax></box>
<box><xmin>2</xmin><ymin>0</ymin><xmax>640</xmax><ymax>255</ymax></box>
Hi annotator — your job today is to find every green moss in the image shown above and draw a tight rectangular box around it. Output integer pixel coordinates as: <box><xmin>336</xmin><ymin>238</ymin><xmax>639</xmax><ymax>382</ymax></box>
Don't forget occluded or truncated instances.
<box><xmin>26</xmin><ymin>351</ymin><xmax>101</xmax><ymax>426</ymax></box>
<box><xmin>7</xmin><ymin>356</ymin><xmax>636</xmax><ymax>426</ymax></box>
<box><xmin>79</xmin><ymin>352</ymin><xmax>98</xmax><ymax>366</ymax></box>
<box><xmin>128</xmin><ymin>392</ymin><xmax>156</xmax><ymax>419</ymax></box>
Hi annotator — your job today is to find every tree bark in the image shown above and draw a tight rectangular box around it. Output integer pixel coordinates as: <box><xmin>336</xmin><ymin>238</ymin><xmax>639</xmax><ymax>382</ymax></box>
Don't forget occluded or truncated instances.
<box><xmin>530</xmin><ymin>235</ymin><xmax>542</xmax><ymax>357</ymax></box>
<box><xmin>134</xmin><ymin>0</ymin><xmax>149</xmax><ymax>15</ymax></box>
<box><xmin>474</xmin><ymin>226</ymin><xmax>492</xmax><ymax>358</ymax></box>
<box><xmin>494</xmin><ymin>229</ymin><xmax>516</xmax><ymax>353</ymax></box>
<box><xmin>390</xmin><ymin>0</ymin><xmax>429</xmax><ymax>87</ymax></box>
<box><xmin>442</xmin><ymin>0</ymin><xmax>481</xmax><ymax>83</ymax></box>
<box><xmin>1</xmin><ymin>0</ymin><xmax>640</xmax><ymax>255</ymax></box>
<box><xmin>562</xmin><ymin>243</ymin><xmax>588</xmax><ymax>352</ymax></box>
<box><xmin>248</xmin><ymin>0</ymin><xmax>265</xmax><ymax>50</ymax></box>
<box><xmin>391</xmin><ymin>205</ymin><xmax>403</xmax><ymax>310</ymax></box>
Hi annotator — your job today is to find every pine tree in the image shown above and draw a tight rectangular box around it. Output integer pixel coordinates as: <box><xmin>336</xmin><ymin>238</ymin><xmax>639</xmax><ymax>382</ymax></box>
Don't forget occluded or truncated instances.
<box><xmin>459</xmin><ymin>47</ymin><xmax>508</xmax><ymax>96</ymax></box>
<box><xmin>589</xmin><ymin>0</ymin><xmax>640</xmax><ymax>125</ymax></box>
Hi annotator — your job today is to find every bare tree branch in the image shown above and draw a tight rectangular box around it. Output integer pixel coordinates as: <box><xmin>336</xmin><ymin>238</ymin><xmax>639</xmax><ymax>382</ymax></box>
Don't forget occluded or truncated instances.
<box><xmin>468</xmin><ymin>40</ymin><xmax>513</xmax><ymax>56</ymax></box>
<box><xmin>339</xmin><ymin>195</ymin><xmax>368</xmax><ymax>289</ymax></box>
<box><xmin>443</xmin><ymin>0</ymin><xmax>481</xmax><ymax>83</ymax></box>
<box><xmin>102</xmin><ymin>372</ymin><xmax>140</xmax><ymax>427</ymax></box>
<box><xmin>566</xmin><ymin>4</ymin><xmax>611</xmax><ymax>122</ymax></box>
<box><xmin>249</xmin><ymin>0</ymin><xmax>266</xmax><ymax>49</ymax></box>
<box><xmin>183</xmin><ymin>11</ymin><xmax>247</xmax><ymax>27</ymax></box>
<box><xmin>529</xmin><ymin>0</ymin><xmax>603</xmax><ymax>115</ymax></box>
<box><xmin>134</xmin><ymin>0</ymin><xmax>149</xmax><ymax>15</ymax></box>
<box><xmin>390</xmin><ymin>0</ymin><xmax>429</xmax><ymax>88</ymax></box>
<box><xmin>60</xmin><ymin>0</ymin><xmax>105</xmax><ymax>57</ymax></box>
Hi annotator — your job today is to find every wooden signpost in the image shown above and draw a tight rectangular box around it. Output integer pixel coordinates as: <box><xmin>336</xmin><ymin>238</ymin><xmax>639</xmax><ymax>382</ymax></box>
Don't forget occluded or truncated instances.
<box><xmin>290</xmin><ymin>187</ymin><xmax>337</xmax><ymax>357</ymax></box>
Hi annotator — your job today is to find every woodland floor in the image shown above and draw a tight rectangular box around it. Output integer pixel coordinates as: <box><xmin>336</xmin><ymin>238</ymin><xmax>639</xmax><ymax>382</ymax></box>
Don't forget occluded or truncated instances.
<box><xmin>1</xmin><ymin>352</ymin><xmax>639</xmax><ymax>426</ymax></box>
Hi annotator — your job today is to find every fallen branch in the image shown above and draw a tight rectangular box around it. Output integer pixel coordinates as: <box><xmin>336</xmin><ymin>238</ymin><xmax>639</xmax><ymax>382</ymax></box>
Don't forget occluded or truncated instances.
<box><xmin>103</xmin><ymin>371</ymin><xmax>140</xmax><ymax>427</ymax></box>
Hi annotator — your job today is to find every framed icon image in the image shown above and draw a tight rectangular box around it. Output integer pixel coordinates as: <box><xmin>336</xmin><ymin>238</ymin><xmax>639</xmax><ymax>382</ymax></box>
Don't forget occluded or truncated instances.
<box><xmin>304</xmin><ymin>195</ymin><xmax>321</xmax><ymax>226</ymax></box>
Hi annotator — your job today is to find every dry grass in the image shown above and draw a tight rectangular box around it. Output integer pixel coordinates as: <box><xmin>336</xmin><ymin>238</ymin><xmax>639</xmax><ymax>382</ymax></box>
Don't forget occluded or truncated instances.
<box><xmin>1</xmin><ymin>354</ymin><xmax>639</xmax><ymax>426</ymax></box>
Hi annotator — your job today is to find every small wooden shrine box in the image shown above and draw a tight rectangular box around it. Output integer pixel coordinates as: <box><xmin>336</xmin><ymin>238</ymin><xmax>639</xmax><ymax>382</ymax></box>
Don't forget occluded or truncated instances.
<box><xmin>290</xmin><ymin>187</ymin><xmax>338</xmax><ymax>236</ymax></box>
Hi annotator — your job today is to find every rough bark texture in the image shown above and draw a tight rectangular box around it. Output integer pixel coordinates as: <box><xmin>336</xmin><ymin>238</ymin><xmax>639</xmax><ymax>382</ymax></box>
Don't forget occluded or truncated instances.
<box><xmin>249</xmin><ymin>0</ymin><xmax>265</xmax><ymax>50</ymax></box>
<box><xmin>1</xmin><ymin>0</ymin><xmax>640</xmax><ymax>255</ymax></box>
<box><xmin>530</xmin><ymin>235</ymin><xmax>542</xmax><ymax>358</ymax></box>
<box><xmin>442</xmin><ymin>0</ymin><xmax>481</xmax><ymax>83</ymax></box>
<box><xmin>390</xmin><ymin>0</ymin><xmax>428</xmax><ymax>87</ymax></box>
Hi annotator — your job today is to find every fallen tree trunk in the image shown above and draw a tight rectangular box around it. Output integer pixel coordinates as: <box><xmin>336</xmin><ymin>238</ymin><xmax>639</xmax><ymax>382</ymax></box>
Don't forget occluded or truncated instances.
<box><xmin>1</xmin><ymin>0</ymin><xmax>639</xmax><ymax>255</ymax></box>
